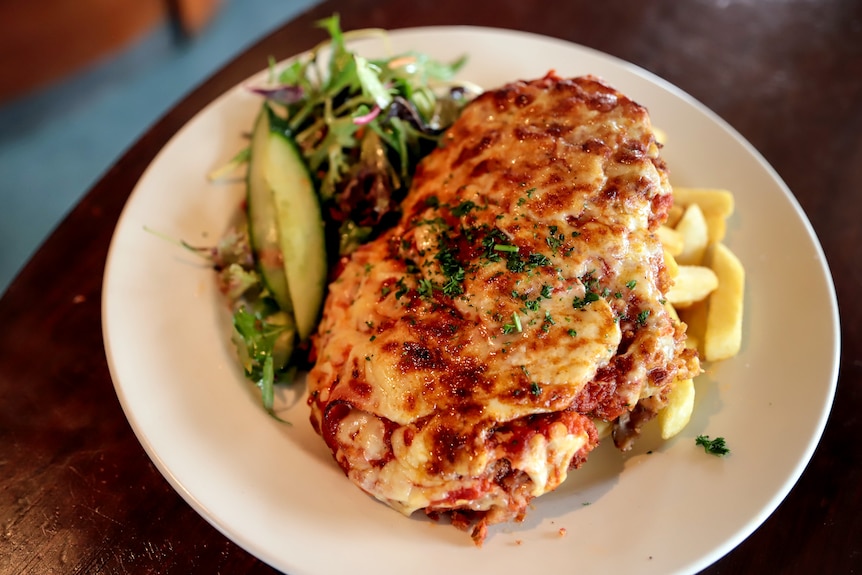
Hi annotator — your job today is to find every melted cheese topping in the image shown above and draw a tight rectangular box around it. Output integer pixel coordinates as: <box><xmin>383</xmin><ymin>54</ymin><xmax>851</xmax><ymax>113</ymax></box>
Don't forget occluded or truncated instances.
<box><xmin>307</xmin><ymin>74</ymin><xmax>699</xmax><ymax>542</ymax></box>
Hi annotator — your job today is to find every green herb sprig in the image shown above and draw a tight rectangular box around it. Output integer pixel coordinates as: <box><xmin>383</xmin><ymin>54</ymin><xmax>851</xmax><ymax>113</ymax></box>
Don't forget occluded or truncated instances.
<box><xmin>695</xmin><ymin>435</ymin><xmax>730</xmax><ymax>456</ymax></box>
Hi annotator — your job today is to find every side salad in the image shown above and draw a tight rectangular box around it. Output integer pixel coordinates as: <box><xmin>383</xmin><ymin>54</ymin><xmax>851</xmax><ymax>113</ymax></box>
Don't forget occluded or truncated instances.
<box><xmin>205</xmin><ymin>15</ymin><xmax>479</xmax><ymax>414</ymax></box>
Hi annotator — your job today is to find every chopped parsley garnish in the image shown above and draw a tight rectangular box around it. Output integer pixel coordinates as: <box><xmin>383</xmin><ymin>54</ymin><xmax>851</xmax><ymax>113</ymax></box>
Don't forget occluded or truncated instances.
<box><xmin>480</xmin><ymin>227</ymin><xmax>553</xmax><ymax>273</ymax></box>
<box><xmin>414</xmin><ymin>216</ymin><xmax>450</xmax><ymax>231</ymax></box>
<box><xmin>481</xmin><ymin>228</ymin><xmax>509</xmax><ymax>262</ymax></box>
<box><xmin>546</xmin><ymin>234</ymin><xmax>562</xmax><ymax>251</ymax></box>
<box><xmin>568</xmin><ymin>329</ymin><xmax>578</xmax><ymax>337</ymax></box>
<box><xmin>394</xmin><ymin>278</ymin><xmax>408</xmax><ymax>299</ymax></box>
<box><xmin>695</xmin><ymin>435</ymin><xmax>730</xmax><ymax>456</ymax></box>
<box><xmin>626</xmin><ymin>279</ymin><xmax>637</xmax><ymax>289</ymax></box>
<box><xmin>528</xmin><ymin>253</ymin><xmax>552</xmax><ymax>267</ymax></box>
<box><xmin>451</xmin><ymin>200</ymin><xmax>479</xmax><ymax>217</ymax></box>
<box><xmin>434</xmin><ymin>240</ymin><xmax>466</xmax><ymax>296</ymax></box>
<box><xmin>581</xmin><ymin>271</ymin><xmax>599</xmax><ymax>291</ymax></box>
<box><xmin>513</xmin><ymin>312</ymin><xmax>523</xmax><ymax>332</ymax></box>
<box><xmin>636</xmin><ymin>309</ymin><xmax>651</xmax><ymax>326</ymax></box>
<box><xmin>417</xmin><ymin>278</ymin><xmax>434</xmax><ymax>298</ymax></box>
<box><xmin>442</xmin><ymin>272</ymin><xmax>465</xmax><ymax>296</ymax></box>
<box><xmin>530</xmin><ymin>382</ymin><xmax>541</xmax><ymax>396</ymax></box>
<box><xmin>502</xmin><ymin>312</ymin><xmax>523</xmax><ymax>334</ymax></box>
<box><xmin>405</xmin><ymin>259</ymin><xmax>420</xmax><ymax>274</ymax></box>
<box><xmin>494</xmin><ymin>244</ymin><xmax>519</xmax><ymax>253</ymax></box>
<box><xmin>506</xmin><ymin>252</ymin><xmax>526</xmax><ymax>273</ymax></box>
<box><xmin>573</xmin><ymin>292</ymin><xmax>600</xmax><ymax>309</ymax></box>
<box><xmin>460</xmin><ymin>224</ymin><xmax>476</xmax><ymax>242</ymax></box>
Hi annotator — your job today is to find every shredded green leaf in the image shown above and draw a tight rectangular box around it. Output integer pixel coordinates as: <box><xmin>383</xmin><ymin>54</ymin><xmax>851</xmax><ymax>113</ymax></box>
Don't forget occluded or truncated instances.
<box><xmin>206</xmin><ymin>147</ymin><xmax>251</xmax><ymax>181</ymax></box>
<box><xmin>231</xmin><ymin>306</ymin><xmax>297</xmax><ymax>418</ymax></box>
<box><xmin>201</xmin><ymin>15</ymin><xmax>480</xmax><ymax>420</ymax></box>
<box><xmin>250</xmin><ymin>14</ymin><xmax>476</xmax><ymax>254</ymax></box>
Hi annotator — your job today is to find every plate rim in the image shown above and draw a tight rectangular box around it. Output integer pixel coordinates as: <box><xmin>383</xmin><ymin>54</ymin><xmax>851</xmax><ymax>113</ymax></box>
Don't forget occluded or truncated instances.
<box><xmin>102</xmin><ymin>24</ymin><xmax>841</xmax><ymax>575</ymax></box>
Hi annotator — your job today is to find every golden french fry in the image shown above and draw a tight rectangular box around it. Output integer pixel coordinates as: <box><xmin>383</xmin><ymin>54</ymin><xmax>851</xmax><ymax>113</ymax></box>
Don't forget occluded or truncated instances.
<box><xmin>658</xmin><ymin>378</ymin><xmax>695</xmax><ymax>439</ymax></box>
<box><xmin>704</xmin><ymin>243</ymin><xmax>745</xmax><ymax>361</ymax></box>
<box><xmin>705</xmin><ymin>212</ymin><xmax>728</xmax><ymax>243</ymax></box>
<box><xmin>678</xmin><ymin>298</ymin><xmax>708</xmax><ymax>353</ymax></box>
<box><xmin>664</xmin><ymin>300</ymin><xmax>680</xmax><ymax>326</ymax></box>
<box><xmin>666</xmin><ymin>204</ymin><xmax>684</xmax><ymax>228</ymax></box>
<box><xmin>684</xmin><ymin>332</ymin><xmax>701</xmax><ymax>353</ymax></box>
<box><xmin>665</xmin><ymin>265</ymin><xmax>718</xmax><ymax>307</ymax></box>
<box><xmin>664</xmin><ymin>249</ymin><xmax>679</xmax><ymax>279</ymax></box>
<box><xmin>674</xmin><ymin>188</ymin><xmax>733</xmax><ymax>243</ymax></box>
<box><xmin>675</xmin><ymin>203</ymin><xmax>709</xmax><ymax>265</ymax></box>
<box><xmin>657</xmin><ymin>226</ymin><xmax>684</xmax><ymax>256</ymax></box>
<box><xmin>592</xmin><ymin>418</ymin><xmax>612</xmax><ymax>440</ymax></box>
<box><xmin>656</xmin><ymin>184</ymin><xmax>743</xmax><ymax>446</ymax></box>
<box><xmin>673</xmin><ymin>187</ymin><xmax>735</xmax><ymax>218</ymax></box>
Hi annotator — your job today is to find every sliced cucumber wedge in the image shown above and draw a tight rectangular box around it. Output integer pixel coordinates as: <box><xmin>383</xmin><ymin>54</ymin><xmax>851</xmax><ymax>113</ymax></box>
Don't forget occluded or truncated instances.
<box><xmin>263</xmin><ymin>112</ymin><xmax>327</xmax><ymax>341</ymax></box>
<box><xmin>247</xmin><ymin>108</ymin><xmax>293</xmax><ymax>313</ymax></box>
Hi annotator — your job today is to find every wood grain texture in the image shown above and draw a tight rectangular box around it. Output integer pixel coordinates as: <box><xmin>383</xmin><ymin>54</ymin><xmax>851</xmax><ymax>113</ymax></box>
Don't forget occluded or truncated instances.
<box><xmin>1</xmin><ymin>0</ymin><xmax>860</xmax><ymax>573</ymax></box>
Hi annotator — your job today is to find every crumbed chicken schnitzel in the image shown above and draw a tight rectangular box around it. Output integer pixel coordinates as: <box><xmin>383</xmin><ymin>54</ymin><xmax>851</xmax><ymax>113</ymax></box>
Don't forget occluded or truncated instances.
<box><xmin>307</xmin><ymin>72</ymin><xmax>699</xmax><ymax>544</ymax></box>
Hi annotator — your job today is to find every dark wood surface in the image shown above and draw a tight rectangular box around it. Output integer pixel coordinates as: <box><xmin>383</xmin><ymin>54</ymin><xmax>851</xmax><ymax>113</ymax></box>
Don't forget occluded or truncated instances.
<box><xmin>2</xmin><ymin>0</ymin><xmax>860</xmax><ymax>573</ymax></box>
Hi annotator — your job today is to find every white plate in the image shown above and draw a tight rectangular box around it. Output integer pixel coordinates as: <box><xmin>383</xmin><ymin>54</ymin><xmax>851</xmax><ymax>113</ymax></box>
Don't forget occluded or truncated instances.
<box><xmin>103</xmin><ymin>26</ymin><xmax>840</xmax><ymax>575</ymax></box>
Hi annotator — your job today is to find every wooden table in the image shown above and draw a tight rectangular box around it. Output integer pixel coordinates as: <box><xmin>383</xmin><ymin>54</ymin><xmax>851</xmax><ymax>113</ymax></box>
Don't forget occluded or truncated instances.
<box><xmin>2</xmin><ymin>0</ymin><xmax>859</xmax><ymax>572</ymax></box>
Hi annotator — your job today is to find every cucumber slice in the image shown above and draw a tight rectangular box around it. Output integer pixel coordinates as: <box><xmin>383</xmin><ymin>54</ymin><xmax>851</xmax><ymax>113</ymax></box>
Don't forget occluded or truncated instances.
<box><xmin>264</xmin><ymin>115</ymin><xmax>327</xmax><ymax>341</ymax></box>
<box><xmin>247</xmin><ymin>107</ymin><xmax>293</xmax><ymax>313</ymax></box>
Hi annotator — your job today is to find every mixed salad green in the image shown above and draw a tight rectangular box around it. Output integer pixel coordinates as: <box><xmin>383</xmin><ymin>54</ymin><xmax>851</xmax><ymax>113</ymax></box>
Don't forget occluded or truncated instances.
<box><xmin>207</xmin><ymin>15</ymin><xmax>478</xmax><ymax>414</ymax></box>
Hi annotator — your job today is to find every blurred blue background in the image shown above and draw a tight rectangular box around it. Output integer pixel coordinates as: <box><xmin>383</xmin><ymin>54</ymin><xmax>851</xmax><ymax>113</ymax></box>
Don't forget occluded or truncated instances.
<box><xmin>0</xmin><ymin>0</ymin><xmax>320</xmax><ymax>296</ymax></box>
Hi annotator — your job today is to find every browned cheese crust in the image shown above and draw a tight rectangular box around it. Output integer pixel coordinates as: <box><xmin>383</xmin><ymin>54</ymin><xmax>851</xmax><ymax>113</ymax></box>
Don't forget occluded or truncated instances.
<box><xmin>307</xmin><ymin>73</ymin><xmax>699</xmax><ymax>544</ymax></box>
